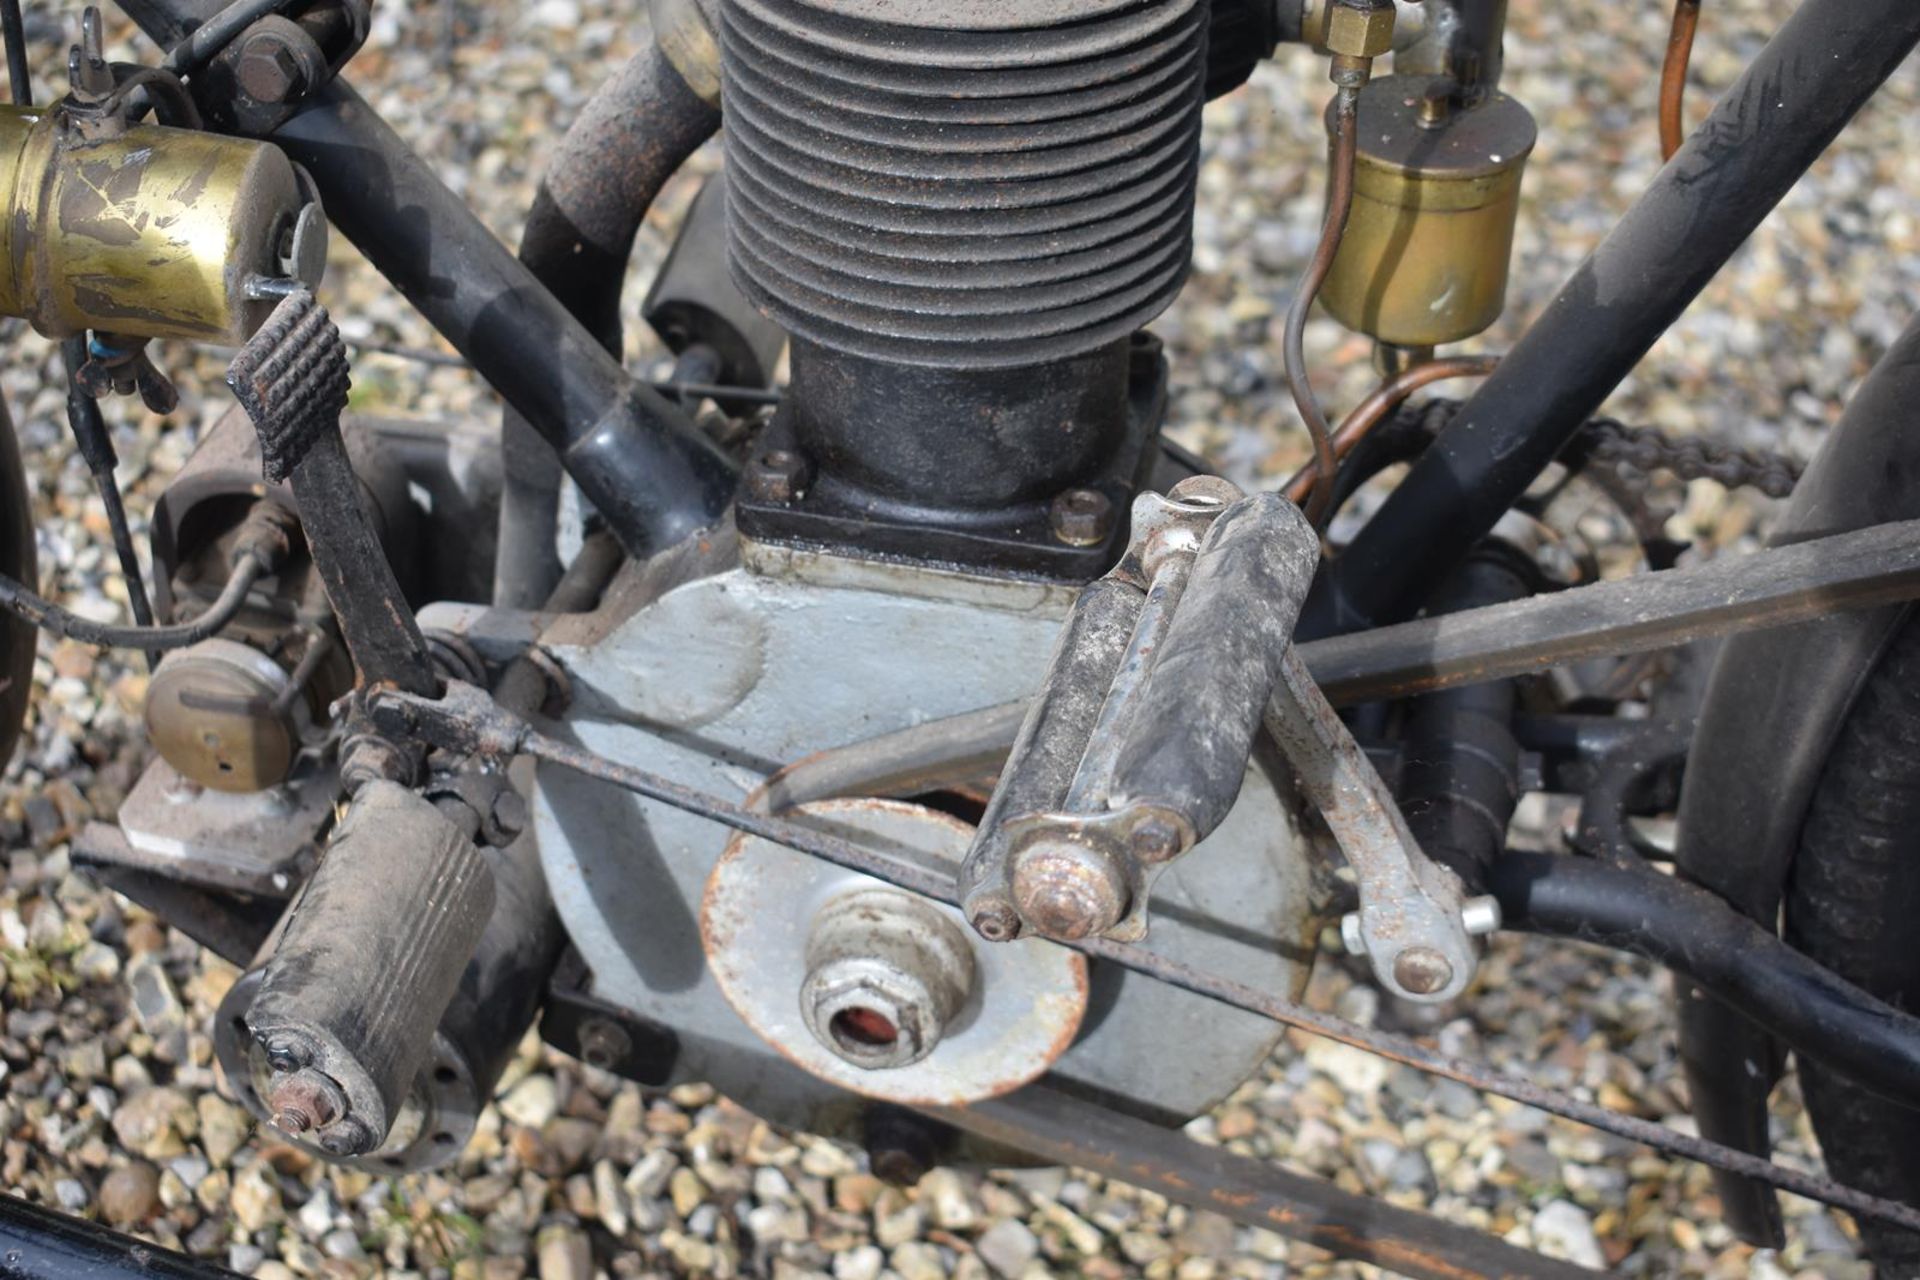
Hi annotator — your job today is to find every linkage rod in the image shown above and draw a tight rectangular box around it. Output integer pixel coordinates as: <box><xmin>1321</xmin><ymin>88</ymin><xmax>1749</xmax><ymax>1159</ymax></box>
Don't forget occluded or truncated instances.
<box><xmin>369</xmin><ymin>682</ymin><xmax>1920</xmax><ymax>1233</ymax></box>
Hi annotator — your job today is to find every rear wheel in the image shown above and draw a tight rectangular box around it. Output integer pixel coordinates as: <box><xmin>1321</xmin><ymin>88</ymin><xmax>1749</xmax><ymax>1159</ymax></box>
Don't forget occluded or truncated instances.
<box><xmin>1787</xmin><ymin>610</ymin><xmax>1920</xmax><ymax>1277</ymax></box>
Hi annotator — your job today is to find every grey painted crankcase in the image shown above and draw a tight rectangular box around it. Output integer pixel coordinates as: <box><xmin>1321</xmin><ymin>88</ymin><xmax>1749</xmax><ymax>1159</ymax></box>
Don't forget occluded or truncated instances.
<box><xmin>529</xmin><ymin>538</ymin><xmax>1319</xmax><ymax>1136</ymax></box>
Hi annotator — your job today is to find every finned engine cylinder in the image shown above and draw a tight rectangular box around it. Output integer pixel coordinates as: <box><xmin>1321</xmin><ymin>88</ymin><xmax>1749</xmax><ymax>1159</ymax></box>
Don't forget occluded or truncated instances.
<box><xmin>720</xmin><ymin>0</ymin><xmax>1207</xmax><ymax>510</ymax></box>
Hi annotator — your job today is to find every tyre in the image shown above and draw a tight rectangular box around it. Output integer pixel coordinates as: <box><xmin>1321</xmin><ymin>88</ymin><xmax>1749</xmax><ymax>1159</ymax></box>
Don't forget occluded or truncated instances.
<box><xmin>1787</xmin><ymin>612</ymin><xmax>1920</xmax><ymax>1277</ymax></box>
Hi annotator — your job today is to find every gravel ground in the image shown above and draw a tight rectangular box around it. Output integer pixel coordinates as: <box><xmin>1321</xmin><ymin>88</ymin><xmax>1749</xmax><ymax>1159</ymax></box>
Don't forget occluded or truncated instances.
<box><xmin>1</xmin><ymin>1</ymin><xmax>1916</xmax><ymax>1277</ymax></box>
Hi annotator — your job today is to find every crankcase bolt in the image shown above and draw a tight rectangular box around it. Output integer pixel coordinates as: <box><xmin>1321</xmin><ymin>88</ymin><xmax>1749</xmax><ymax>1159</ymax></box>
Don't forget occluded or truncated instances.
<box><xmin>1048</xmin><ymin>488</ymin><xmax>1115</xmax><ymax>548</ymax></box>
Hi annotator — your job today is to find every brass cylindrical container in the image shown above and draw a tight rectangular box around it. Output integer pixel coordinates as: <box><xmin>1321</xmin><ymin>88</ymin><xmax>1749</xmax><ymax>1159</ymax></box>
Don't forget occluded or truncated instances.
<box><xmin>1319</xmin><ymin>77</ymin><xmax>1537</xmax><ymax>348</ymax></box>
<box><xmin>0</xmin><ymin>104</ymin><xmax>305</xmax><ymax>342</ymax></box>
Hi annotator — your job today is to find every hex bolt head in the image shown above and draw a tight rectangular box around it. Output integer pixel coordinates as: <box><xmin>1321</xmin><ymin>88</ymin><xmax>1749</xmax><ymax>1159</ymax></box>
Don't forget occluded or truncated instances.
<box><xmin>1048</xmin><ymin>488</ymin><xmax>1115</xmax><ymax>548</ymax></box>
<box><xmin>1324</xmin><ymin>0</ymin><xmax>1396</xmax><ymax>60</ymax></box>
<box><xmin>745</xmin><ymin>449</ymin><xmax>806</xmax><ymax>504</ymax></box>
<box><xmin>801</xmin><ymin>889</ymin><xmax>976</xmax><ymax>1071</ymax></box>
<box><xmin>1339</xmin><ymin>912</ymin><xmax>1366</xmax><ymax>956</ymax></box>
<box><xmin>235</xmin><ymin>32</ymin><xmax>309</xmax><ymax>103</ymax></box>
<box><xmin>1391</xmin><ymin>946</ymin><xmax>1455</xmax><ymax>996</ymax></box>
<box><xmin>968</xmin><ymin>901</ymin><xmax>1022</xmax><ymax>943</ymax></box>
<box><xmin>577</xmin><ymin>1017</ymin><xmax>632</xmax><ymax>1071</ymax></box>
<box><xmin>1010</xmin><ymin>839</ymin><xmax>1129</xmax><ymax>940</ymax></box>
<box><xmin>265</xmin><ymin>1067</ymin><xmax>343</xmax><ymax>1136</ymax></box>
<box><xmin>1129</xmin><ymin>814</ymin><xmax>1185</xmax><ymax>864</ymax></box>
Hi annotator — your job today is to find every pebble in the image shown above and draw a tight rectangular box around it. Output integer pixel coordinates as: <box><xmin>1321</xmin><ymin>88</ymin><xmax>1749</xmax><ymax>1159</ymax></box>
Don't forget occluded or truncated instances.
<box><xmin>96</xmin><ymin>1159</ymin><xmax>158</xmax><ymax>1220</ymax></box>
<box><xmin>975</xmin><ymin>1218</ymin><xmax>1039</xmax><ymax>1277</ymax></box>
<box><xmin>1531</xmin><ymin>1199</ymin><xmax>1606</xmax><ymax>1270</ymax></box>
<box><xmin>0</xmin><ymin>5</ymin><xmax>1894</xmax><ymax>1279</ymax></box>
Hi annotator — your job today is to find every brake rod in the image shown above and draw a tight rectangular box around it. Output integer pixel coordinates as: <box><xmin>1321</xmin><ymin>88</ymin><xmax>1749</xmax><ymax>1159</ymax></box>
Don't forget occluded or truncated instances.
<box><xmin>769</xmin><ymin>513</ymin><xmax>1920</xmax><ymax>808</ymax></box>
<box><xmin>367</xmin><ymin>681</ymin><xmax>1920</xmax><ymax>1236</ymax></box>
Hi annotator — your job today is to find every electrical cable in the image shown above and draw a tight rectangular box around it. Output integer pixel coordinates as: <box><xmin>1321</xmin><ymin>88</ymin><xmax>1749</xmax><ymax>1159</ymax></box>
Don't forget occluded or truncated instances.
<box><xmin>0</xmin><ymin>555</ymin><xmax>262</xmax><ymax>651</ymax></box>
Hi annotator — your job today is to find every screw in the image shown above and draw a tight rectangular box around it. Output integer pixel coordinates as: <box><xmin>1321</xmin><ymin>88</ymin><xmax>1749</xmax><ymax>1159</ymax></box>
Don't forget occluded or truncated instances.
<box><xmin>490</xmin><ymin>788</ymin><xmax>530</xmax><ymax>842</ymax></box>
<box><xmin>235</xmin><ymin>31</ymin><xmax>309</xmax><ymax>103</ymax></box>
<box><xmin>265</xmin><ymin>1068</ymin><xmax>342</xmax><ymax>1136</ymax></box>
<box><xmin>1391</xmin><ymin>946</ymin><xmax>1455</xmax><ymax>996</ymax></box>
<box><xmin>1010</xmin><ymin>839</ymin><xmax>1128</xmax><ymax>941</ymax></box>
<box><xmin>1048</xmin><ymin>488</ymin><xmax>1114</xmax><ymax>547</ymax></box>
<box><xmin>968</xmin><ymin>902</ymin><xmax>1021</xmax><ymax>943</ymax></box>
<box><xmin>1129</xmin><ymin>815</ymin><xmax>1184</xmax><ymax>863</ymax></box>
<box><xmin>744</xmin><ymin>449</ymin><xmax>806</xmax><ymax>504</ymax></box>
<box><xmin>577</xmin><ymin>1018</ymin><xmax>631</xmax><ymax>1072</ymax></box>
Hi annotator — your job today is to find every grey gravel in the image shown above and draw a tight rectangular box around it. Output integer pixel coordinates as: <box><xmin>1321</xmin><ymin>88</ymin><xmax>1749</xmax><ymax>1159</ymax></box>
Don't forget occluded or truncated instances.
<box><xmin>0</xmin><ymin>0</ymin><xmax>1911</xmax><ymax>1278</ymax></box>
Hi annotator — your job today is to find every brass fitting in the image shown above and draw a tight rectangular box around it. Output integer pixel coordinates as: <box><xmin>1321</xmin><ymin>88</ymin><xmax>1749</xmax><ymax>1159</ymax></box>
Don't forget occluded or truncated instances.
<box><xmin>1319</xmin><ymin>76</ymin><xmax>1538</xmax><ymax>348</ymax></box>
<box><xmin>0</xmin><ymin>104</ymin><xmax>313</xmax><ymax>343</ymax></box>
<box><xmin>1323</xmin><ymin>0</ymin><xmax>1397</xmax><ymax>60</ymax></box>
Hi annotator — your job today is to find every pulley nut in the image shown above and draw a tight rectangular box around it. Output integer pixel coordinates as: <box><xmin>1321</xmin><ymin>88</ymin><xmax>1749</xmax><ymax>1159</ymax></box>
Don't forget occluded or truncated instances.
<box><xmin>1010</xmin><ymin>838</ymin><xmax>1129</xmax><ymax>941</ymax></box>
<box><xmin>1324</xmin><ymin>0</ymin><xmax>1396</xmax><ymax>61</ymax></box>
<box><xmin>1048</xmin><ymin>488</ymin><xmax>1115</xmax><ymax>548</ymax></box>
<box><xmin>1390</xmin><ymin>946</ymin><xmax>1455</xmax><ymax>997</ymax></box>
<box><xmin>801</xmin><ymin>890</ymin><xmax>976</xmax><ymax>1071</ymax></box>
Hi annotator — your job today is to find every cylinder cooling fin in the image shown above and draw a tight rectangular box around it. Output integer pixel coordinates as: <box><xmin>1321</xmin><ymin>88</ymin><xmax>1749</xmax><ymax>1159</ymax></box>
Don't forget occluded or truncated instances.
<box><xmin>719</xmin><ymin>0</ymin><xmax>1209</xmax><ymax>369</ymax></box>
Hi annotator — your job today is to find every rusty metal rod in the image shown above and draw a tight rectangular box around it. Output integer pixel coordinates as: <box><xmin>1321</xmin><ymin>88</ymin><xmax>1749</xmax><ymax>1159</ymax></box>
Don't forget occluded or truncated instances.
<box><xmin>1283</xmin><ymin>356</ymin><xmax>1501</xmax><ymax>506</ymax></box>
<box><xmin>367</xmin><ymin>677</ymin><xmax>1920</xmax><ymax>1234</ymax></box>
<box><xmin>1659</xmin><ymin>0</ymin><xmax>1702</xmax><ymax>162</ymax></box>
<box><xmin>1284</xmin><ymin>84</ymin><xmax>1362</xmax><ymax>528</ymax></box>
<box><xmin>929</xmin><ymin>1084</ymin><xmax>1595</xmax><ymax>1280</ymax></box>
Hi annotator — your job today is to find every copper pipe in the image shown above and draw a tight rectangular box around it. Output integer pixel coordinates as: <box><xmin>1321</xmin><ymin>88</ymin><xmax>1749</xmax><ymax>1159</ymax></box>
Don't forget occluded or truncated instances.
<box><xmin>1659</xmin><ymin>0</ymin><xmax>1701</xmax><ymax>161</ymax></box>
<box><xmin>1282</xmin><ymin>355</ymin><xmax>1501</xmax><ymax>506</ymax></box>
<box><xmin>1284</xmin><ymin>83</ymin><xmax>1363</xmax><ymax>528</ymax></box>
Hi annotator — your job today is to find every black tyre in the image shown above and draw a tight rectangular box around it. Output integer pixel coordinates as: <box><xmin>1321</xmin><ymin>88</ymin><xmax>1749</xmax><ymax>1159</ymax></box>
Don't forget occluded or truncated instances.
<box><xmin>0</xmin><ymin>398</ymin><xmax>34</xmax><ymax>768</ymax></box>
<box><xmin>1787</xmin><ymin>611</ymin><xmax>1920</xmax><ymax>1276</ymax></box>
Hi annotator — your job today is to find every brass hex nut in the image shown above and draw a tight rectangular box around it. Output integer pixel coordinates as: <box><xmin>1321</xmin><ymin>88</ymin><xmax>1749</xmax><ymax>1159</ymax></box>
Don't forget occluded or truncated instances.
<box><xmin>1324</xmin><ymin>0</ymin><xmax>1396</xmax><ymax>59</ymax></box>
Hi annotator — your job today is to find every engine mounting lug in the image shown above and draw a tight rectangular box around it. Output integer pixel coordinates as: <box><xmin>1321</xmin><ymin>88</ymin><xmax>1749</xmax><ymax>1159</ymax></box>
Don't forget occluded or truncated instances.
<box><xmin>1048</xmin><ymin>488</ymin><xmax>1115</xmax><ymax>548</ymax></box>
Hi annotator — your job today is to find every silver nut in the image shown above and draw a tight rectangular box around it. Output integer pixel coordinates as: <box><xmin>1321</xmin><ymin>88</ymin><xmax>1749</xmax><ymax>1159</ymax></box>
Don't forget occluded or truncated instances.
<box><xmin>801</xmin><ymin>960</ymin><xmax>936</xmax><ymax>1070</ymax></box>
<box><xmin>1339</xmin><ymin>911</ymin><xmax>1367</xmax><ymax>956</ymax></box>
<box><xmin>1324</xmin><ymin>0</ymin><xmax>1396</xmax><ymax>60</ymax></box>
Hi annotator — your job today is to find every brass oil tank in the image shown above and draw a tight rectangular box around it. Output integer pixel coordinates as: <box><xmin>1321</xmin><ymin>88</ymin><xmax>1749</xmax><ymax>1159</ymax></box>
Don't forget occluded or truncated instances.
<box><xmin>1319</xmin><ymin>77</ymin><xmax>1537</xmax><ymax>348</ymax></box>
<box><xmin>0</xmin><ymin>104</ymin><xmax>308</xmax><ymax>343</ymax></box>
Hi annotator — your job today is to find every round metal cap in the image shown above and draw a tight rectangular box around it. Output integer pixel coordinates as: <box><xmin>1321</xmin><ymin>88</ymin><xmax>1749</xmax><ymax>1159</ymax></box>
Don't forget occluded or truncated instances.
<box><xmin>702</xmin><ymin>798</ymin><xmax>1088</xmax><ymax>1106</ymax></box>
<box><xmin>144</xmin><ymin>638</ymin><xmax>307</xmax><ymax>792</ymax></box>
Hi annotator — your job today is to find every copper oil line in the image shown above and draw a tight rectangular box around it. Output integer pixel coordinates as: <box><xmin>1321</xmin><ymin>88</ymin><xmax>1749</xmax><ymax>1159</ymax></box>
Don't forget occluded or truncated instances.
<box><xmin>1660</xmin><ymin>0</ymin><xmax>1702</xmax><ymax>161</ymax></box>
<box><xmin>1282</xmin><ymin>355</ymin><xmax>1502</xmax><ymax>507</ymax></box>
<box><xmin>1283</xmin><ymin>84</ymin><xmax>1362</xmax><ymax>529</ymax></box>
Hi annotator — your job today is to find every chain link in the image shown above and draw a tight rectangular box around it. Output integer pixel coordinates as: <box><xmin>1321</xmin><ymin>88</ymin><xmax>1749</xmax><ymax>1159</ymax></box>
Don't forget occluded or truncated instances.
<box><xmin>1399</xmin><ymin>399</ymin><xmax>1806</xmax><ymax>498</ymax></box>
<box><xmin>1576</xmin><ymin>415</ymin><xmax>1805</xmax><ymax>498</ymax></box>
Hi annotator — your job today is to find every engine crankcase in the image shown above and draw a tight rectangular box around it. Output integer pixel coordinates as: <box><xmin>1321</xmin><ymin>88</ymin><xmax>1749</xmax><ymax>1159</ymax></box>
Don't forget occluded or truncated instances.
<box><xmin>528</xmin><ymin>533</ymin><xmax>1319</xmax><ymax>1137</ymax></box>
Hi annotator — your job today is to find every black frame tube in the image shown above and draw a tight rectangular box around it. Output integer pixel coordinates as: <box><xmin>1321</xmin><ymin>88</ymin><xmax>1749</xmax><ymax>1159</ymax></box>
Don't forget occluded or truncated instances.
<box><xmin>1304</xmin><ymin>0</ymin><xmax>1920</xmax><ymax>636</ymax></box>
<box><xmin>114</xmin><ymin>0</ymin><xmax>736</xmax><ymax>562</ymax></box>
<box><xmin>497</xmin><ymin>41</ymin><xmax>721</xmax><ymax>607</ymax></box>
<box><xmin>1490</xmin><ymin>850</ymin><xmax>1920</xmax><ymax>1113</ymax></box>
